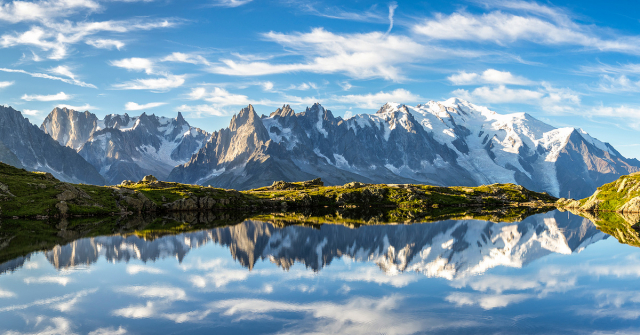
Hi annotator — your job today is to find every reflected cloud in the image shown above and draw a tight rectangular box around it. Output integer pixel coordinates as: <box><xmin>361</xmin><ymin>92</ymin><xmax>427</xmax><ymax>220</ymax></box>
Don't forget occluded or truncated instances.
<box><xmin>445</xmin><ymin>292</ymin><xmax>532</xmax><ymax>310</ymax></box>
<box><xmin>0</xmin><ymin>288</ymin><xmax>16</xmax><ymax>298</ymax></box>
<box><xmin>3</xmin><ymin>317</ymin><xmax>75</xmax><ymax>335</ymax></box>
<box><xmin>208</xmin><ymin>295</ymin><xmax>479</xmax><ymax>334</ymax></box>
<box><xmin>23</xmin><ymin>276</ymin><xmax>72</xmax><ymax>286</ymax></box>
<box><xmin>112</xmin><ymin>301</ymin><xmax>157</xmax><ymax>319</ymax></box>
<box><xmin>125</xmin><ymin>265</ymin><xmax>164</xmax><ymax>275</ymax></box>
<box><xmin>0</xmin><ymin>289</ymin><xmax>97</xmax><ymax>312</ymax></box>
<box><xmin>115</xmin><ymin>286</ymin><xmax>188</xmax><ymax>301</ymax></box>
<box><xmin>337</xmin><ymin>267</ymin><xmax>419</xmax><ymax>288</ymax></box>
<box><xmin>88</xmin><ymin>327</ymin><xmax>127</xmax><ymax>335</ymax></box>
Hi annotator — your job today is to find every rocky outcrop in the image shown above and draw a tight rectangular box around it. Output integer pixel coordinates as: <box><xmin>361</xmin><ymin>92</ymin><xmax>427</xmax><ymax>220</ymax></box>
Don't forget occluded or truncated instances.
<box><xmin>168</xmin><ymin>101</ymin><xmax>640</xmax><ymax>196</ymax></box>
<box><xmin>0</xmin><ymin>105</ymin><xmax>105</xmax><ymax>185</ymax></box>
<box><xmin>40</xmin><ymin>108</ymin><xmax>210</xmax><ymax>185</ymax></box>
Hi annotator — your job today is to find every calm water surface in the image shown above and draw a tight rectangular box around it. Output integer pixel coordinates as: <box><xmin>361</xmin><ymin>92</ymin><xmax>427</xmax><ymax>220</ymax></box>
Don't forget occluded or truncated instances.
<box><xmin>1</xmin><ymin>210</ymin><xmax>639</xmax><ymax>334</ymax></box>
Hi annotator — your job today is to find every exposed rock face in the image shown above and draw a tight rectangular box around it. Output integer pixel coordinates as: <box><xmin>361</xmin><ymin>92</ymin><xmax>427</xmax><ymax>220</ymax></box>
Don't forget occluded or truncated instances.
<box><xmin>41</xmin><ymin>107</ymin><xmax>99</xmax><ymax>150</ymax></box>
<box><xmin>41</xmin><ymin>108</ymin><xmax>210</xmax><ymax>185</ymax></box>
<box><xmin>168</xmin><ymin>100</ymin><xmax>640</xmax><ymax>196</ymax></box>
<box><xmin>0</xmin><ymin>105</ymin><xmax>105</xmax><ymax>185</ymax></box>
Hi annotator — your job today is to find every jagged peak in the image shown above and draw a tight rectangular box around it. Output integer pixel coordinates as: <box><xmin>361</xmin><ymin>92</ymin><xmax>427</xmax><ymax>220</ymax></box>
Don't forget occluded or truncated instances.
<box><xmin>270</xmin><ymin>104</ymin><xmax>295</xmax><ymax>118</ymax></box>
<box><xmin>176</xmin><ymin>111</ymin><xmax>185</xmax><ymax>123</ymax></box>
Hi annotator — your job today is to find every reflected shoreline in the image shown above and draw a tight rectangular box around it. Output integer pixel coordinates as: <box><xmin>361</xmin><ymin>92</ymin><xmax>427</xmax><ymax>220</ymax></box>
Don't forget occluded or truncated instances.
<box><xmin>0</xmin><ymin>208</ymin><xmax>614</xmax><ymax>280</ymax></box>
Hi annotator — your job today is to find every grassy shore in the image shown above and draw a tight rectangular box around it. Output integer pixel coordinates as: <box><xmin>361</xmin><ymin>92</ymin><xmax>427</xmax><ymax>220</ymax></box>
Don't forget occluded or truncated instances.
<box><xmin>0</xmin><ymin>162</ymin><xmax>557</xmax><ymax>219</ymax></box>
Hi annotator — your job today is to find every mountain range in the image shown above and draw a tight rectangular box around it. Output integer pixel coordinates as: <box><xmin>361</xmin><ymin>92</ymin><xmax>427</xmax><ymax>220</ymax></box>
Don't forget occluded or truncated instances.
<box><xmin>41</xmin><ymin>107</ymin><xmax>209</xmax><ymax>185</ymax></box>
<box><xmin>0</xmin><ymin>98</ymin><xmax>638</xmax><ymax>197</ymax></box>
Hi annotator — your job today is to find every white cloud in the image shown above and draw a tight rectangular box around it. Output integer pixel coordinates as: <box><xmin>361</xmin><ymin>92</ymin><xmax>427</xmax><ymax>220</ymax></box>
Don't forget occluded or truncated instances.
<box><xmin>55</xmin><ymin>103</ymin><xmax>97</xmax><ymax>111</ymax></box>
<box><xmin>386</xmin><ymin>2</ymin><xmax>398</xmax><ymax>34</ymax></box>
<box><xmin>125</xmin><ymin>102</ymin><xmax>167</xmax><ymax>111</ymax></box>
<box><xmin>0</xmin><ymin>81</ymin><xmax>13</xmax><ymax>88</ymax></box>
<box><xmin>113</xmin><ymin>75</ymin><xmax>185</xmax><ymax>91</ymax></box>
<box><xmin>177</xmin><ymin>104</ymin><xmax>227</xmax><ymax>117</ymax></box>
<box><xmin>339</xmin><ymin>81</ymin><xmax>352</xmax><ymax>91</ymax></box>
<box><xmin>588</xmin><ymin>105</ymin><xmax>640</xmax><ymax>130</ymax></box>
<box><xmin>111</xmin><ymin>57</ymin><xmax>155</xmax><ymax>74</ymax></box>
<box><xmin>0</xmin><ymin>68</ymin><xmax>96</xmax><ymax>88</ymax></box>
<box><xmin>287</xmin><ymin>82</ymin><xmax>318</xmax><ymax>90</ymax></box>
<box><xmin>333</xmin><ymin>88</ymin><xmax>421</xmax><ymax>109</ymax></box>
<box><xmin>208</xmin><ymin>0</ymin><xmax>253</xmax><ymax>7</ymax></box>
<box><xmin>210</xmin><ymin>28</ymin><xmax>443</xmax><ymax>81</ymax></box>
<box><xmin>453</xmin><ymin>85</ymin><xmax>544</xmax><ymax>104</ymax></box>
<box><xmin>261</xmin><ymin>81</ymin><xmax>274</xmax><ymax>91</ymax></box>
<box><xmin>0</xmin><ymin>289</ymin><xmax>97</xmax><ymax>313</ymax></box>
<box><xmin>0</xmin><ymin>0</ymin><xmax>99</xmax><ymax>23</ymax></box>
<box><xmin>87</xmin><ymin>39</ymin><xmax>125</xmax><ymax>50</ymax></box>
<box><xmin>48</xmin><ymin>65</ymin><xmax>77</xmax><ymax>80</ymax></box>
<box><xmin>162</xmin><ymin>52</ymin><xmax>210</xmax><ymax>66</ymax></box>
<box><xmin>0</xmin><ymin>18</ymin><xmax>177</xmax><ymax>60</ymax></box>
<box><xmin>448</xmin><ymin>69</ymin><xmax>533</xmax><ymax>85</ymax></box>
<box><xmin>412</xmin><ymin>9</ymin><xmax>640</xmax><ymax>55</ymax></box>
<box><xmin>21</xmin><ymin>92</ymin><xmax>71</xmax><ymax>101</ymax></box>
<box><xmin>187</xmin><ymin>87</ymin><xmax>251</xmax><ymax>106</ymax></box>
<box><xmin>125</xmin><ymin>264</ymin><xmax>166</xmax><ymax>274</ymax></box>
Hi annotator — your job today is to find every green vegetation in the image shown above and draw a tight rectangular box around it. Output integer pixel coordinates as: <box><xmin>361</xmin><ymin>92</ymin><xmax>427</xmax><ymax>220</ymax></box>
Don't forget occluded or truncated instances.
<box><xmin>0</xmin><ymin>162</ymin><xmax>557</xmax><ymax>219</ymax></box>
<box><xmin>557</xmin><ymin>172</ymin><xmax>640</xmax><ymax>214</ymax></box>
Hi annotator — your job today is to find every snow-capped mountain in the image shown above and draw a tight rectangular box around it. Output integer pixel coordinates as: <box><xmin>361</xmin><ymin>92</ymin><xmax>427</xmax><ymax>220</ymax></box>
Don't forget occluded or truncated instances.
<box><xmin>37</xmin><ymin>211</ymin><xmax>606</xmax><ymax>280</ymax></box>
<box><xmin>0</xmin><ymin>106</ymin><xmax>105</xmax><ymax>185</ymax></box>
<box><xmin>169</xmin><ymin>100</ymin><xmax>640</xmax><ymax>198</ymax></box>
<box><xmin>41</xmin><ymin>107</ymin><xmax>210</xmax><ymax>185</ymax></box>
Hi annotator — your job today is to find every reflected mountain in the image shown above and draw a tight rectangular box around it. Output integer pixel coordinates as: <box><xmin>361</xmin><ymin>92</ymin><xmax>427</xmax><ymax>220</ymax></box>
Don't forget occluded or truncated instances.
<box><xmin>0</xmin><ymin>209</ymin><xmax>607</xmax><ymax>280</ymax></box>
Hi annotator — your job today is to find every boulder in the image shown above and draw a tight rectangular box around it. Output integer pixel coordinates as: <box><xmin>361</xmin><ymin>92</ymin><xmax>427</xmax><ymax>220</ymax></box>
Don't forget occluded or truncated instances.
<box><xmin>142</xmin><ymin>175</ymin><xmax>158</xmax><ymax>183</ymax></box>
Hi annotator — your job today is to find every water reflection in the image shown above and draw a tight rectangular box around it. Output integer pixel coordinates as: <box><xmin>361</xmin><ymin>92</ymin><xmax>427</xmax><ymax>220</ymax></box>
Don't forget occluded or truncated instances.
<box><xmin>1</xmin><ymin>209</ymin><xmax>640</xmax><ymax>334</ymax></box>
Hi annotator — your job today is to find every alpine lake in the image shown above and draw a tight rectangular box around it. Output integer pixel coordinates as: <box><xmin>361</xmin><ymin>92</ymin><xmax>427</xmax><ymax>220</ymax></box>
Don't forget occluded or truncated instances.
<box><xmin>1</xmin><ymin>208</ymin><xmax>640</xmax><ymax>334</ymax></box>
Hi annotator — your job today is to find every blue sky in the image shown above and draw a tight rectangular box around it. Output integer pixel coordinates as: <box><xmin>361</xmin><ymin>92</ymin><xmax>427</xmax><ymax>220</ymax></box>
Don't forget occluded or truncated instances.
<box><xmin>0</xmin><ymin>0</ymin><xmax>639</xmax><ymax>158</ymax></box>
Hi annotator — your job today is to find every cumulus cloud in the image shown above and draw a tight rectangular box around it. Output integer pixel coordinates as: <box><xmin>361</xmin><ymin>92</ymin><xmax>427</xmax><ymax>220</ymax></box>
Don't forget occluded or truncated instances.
<box><xmin>21</xmin><ymin>91</ymin><xmax>71</xmax><ymax>101</ymax></box>
<box><xmin>0</xmin><ymin>81</ymin><xmax>13</xmax><ymax>88</ymax></box>
<box><xmin>177</xmin><ymin>104</ymin><xmax>227</xmax><ymax>117</ymax></box>
<box><xmin>448</xmin><ymin>69</ymin><xmax>533</xmax><ymax>85</ymax></box>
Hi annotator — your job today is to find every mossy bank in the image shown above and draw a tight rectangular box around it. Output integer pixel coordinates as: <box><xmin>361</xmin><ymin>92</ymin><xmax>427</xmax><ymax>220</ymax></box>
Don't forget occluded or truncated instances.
<box><xmin>0</xmin><ymin>162</ymin><xmax>558</xmax><ymax>219</ymax></box>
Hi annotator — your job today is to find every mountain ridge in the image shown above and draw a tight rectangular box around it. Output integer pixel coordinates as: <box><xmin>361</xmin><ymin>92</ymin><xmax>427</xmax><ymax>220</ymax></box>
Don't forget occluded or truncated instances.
<box><xmin>168</xmin><ymin>99</ymin><xmax>640</xmax><ymax>198</ymax></box>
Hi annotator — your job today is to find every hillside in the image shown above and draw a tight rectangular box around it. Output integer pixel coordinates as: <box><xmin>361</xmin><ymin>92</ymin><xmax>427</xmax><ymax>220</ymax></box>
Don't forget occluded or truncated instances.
<box><xmin>0</xmin><ymin>162</ymin><xmax>556</xmax><ymax>219</ymax></box>
<box><xmin>557</xmin><ymin>172</ymin><xmax>640</xmax><ymax>213</ymax></box>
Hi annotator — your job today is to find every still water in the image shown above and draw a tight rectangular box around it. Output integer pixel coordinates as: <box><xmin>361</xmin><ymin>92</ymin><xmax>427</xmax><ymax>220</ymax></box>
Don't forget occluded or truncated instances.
<box><xmin>0</xmin><ymin>210</ymin><xmax>639</xmax><ymax>334</ymax></box>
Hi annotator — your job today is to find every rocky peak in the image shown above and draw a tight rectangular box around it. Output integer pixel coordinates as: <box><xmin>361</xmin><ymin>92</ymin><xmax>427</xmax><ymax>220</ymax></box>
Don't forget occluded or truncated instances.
<box><xmin>270</xmin><ymin>104</ymin><xmax>295</xmax><ymax>118</ymax></box>
<box><xmin>376</xmin><ymin>102</ymin><xmax>404</xmax><ymax>114</ymax></box>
